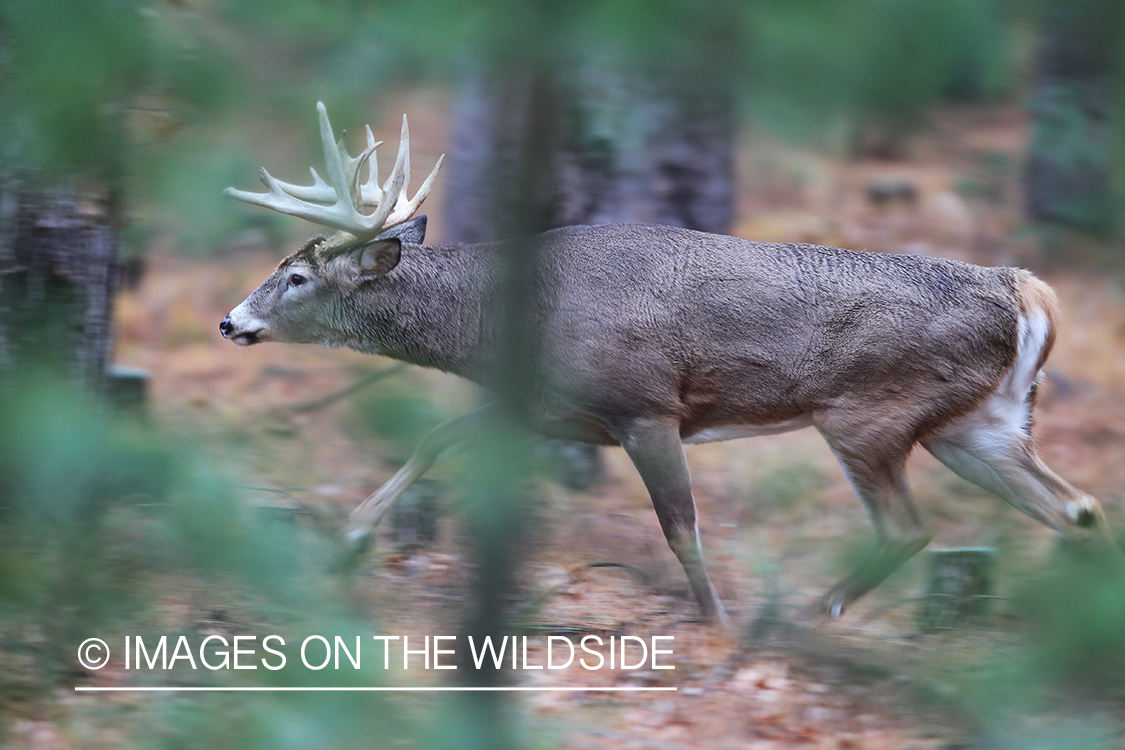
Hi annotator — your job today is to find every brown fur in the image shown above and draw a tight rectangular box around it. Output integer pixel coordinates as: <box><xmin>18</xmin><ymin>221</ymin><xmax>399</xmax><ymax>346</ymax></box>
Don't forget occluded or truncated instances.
<box><xmin>223</xmin><ymin>222</ymin><xmax>1120</xmax><ymax>623</ymax></box>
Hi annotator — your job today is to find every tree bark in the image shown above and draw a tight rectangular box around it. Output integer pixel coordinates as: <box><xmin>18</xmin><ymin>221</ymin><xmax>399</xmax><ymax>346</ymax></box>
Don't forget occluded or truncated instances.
<box><xmin>444</xmin><ymin>63</ymin><xmax>735</xmax><ymax>241</ymax></box>
<box><xmin>0</xmin><ymin>174</ymin><xmax>118</xmax><ymax>391</ymax></box>
<box><xmin>1025</xmin><ymin>0</ymin><xmax>1125</xmax><ymax>236</ymax></box>
<box><xmin>553</xmin><ymin>67</ymin><xmax>734</xmax><ymax>234</ymax></box>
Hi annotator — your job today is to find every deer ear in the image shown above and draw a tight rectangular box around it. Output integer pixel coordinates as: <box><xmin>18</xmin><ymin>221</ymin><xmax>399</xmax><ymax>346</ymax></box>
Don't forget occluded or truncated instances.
<box><xmin>354</xmin><ymin>237</ymin><xmax>402</xmax><ymax>278</ymax></box>
<box><xmin>375</xmin><ymin>215</ymin><xmax>427</xmax><ymax>245</ymax></box>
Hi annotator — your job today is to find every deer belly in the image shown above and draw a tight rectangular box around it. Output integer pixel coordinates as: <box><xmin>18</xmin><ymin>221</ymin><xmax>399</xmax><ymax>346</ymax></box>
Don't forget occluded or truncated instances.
<box><xmin>535</xmin><ymin>414</ymin><xmax>621</xmax><ymax>445</ymax></box>
<box><xmin>682</xmin><ymin>415</ymin><xmax>814</xmax><ymax>444</ymax></box>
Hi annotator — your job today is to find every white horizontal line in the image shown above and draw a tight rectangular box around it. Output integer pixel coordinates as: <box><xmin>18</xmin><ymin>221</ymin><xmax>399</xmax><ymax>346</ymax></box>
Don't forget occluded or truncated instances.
<box><xmin>75</xmin><ymin>686</ymin><xmax>677</xmax><ymax>693</ymax></box>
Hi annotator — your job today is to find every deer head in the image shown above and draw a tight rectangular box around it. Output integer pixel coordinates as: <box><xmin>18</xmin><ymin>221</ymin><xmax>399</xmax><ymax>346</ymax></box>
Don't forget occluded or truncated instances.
<box><xmin>219</xmin><ymin>103</ymin><xmax>443</xmax><ymax>346</ymax></box>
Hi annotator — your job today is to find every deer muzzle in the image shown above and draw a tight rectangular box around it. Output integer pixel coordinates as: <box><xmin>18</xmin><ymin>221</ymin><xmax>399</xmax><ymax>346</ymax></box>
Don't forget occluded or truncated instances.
<box><xmin>219</xmin><ymin>309</ymin><xmax>266</xmax><ymax>346</ymax></box>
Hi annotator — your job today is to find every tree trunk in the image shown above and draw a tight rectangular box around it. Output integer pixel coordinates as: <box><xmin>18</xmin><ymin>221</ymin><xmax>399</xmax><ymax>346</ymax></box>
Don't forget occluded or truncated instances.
<box><xmin>0</xmin><ymin>175</ymin><xmax>118</xmax><ymax>391</ymax></box>
<box><xmin>552</xmin><ymin>66</ymin><xmax>734</xmax><ymax>234</ymax></box>
<box><xmin>444</xmin><ymin>63</ymin><xmax>735</xmax><ymax>241</ymax></box>
<box><xmin>1025</xmin><ymin>0</ymin><xmax>1125</xmax><ymax>237</ymax></box>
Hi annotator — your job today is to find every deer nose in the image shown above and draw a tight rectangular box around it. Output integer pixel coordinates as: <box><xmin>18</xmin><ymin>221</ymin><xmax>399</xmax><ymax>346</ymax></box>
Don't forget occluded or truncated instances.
<box><xmin>219</xmin><ymin>316</ymin><xmax>234</xmax><ymax>338</ymax></box>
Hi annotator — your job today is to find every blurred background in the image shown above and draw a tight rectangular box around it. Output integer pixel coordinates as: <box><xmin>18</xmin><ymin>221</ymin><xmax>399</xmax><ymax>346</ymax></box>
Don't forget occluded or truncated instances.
<box><xmin>3</xmin><ymin>0</ymin><xmax>1125</xmax><ymax>748</ymax></box>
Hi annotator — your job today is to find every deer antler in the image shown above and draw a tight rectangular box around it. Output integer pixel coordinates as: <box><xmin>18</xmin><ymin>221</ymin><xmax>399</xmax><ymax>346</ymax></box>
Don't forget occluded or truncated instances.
<box><xmin>224</xmin><ymin>102</ymin><xmax>444</xmax><ymax>241</ymax></box>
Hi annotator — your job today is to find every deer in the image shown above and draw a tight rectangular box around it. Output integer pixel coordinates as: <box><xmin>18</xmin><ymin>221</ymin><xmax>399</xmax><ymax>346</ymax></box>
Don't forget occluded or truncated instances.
<box><xmin>220</xmin><ymin>103</ymin><xmax>1120</xmax><ymax>627</ymax></box>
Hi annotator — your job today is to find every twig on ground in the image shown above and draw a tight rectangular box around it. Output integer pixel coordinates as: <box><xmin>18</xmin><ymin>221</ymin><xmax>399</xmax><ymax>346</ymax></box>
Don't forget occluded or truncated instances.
<box><xmin>518</xmin><ymin>562</ymin><xmax>655</xmax><ymax>629</ymax></box>
<box><xmin>290</xmin><ymin>363</ymin><xmax>408</xmax><ymax>413</ymax></box>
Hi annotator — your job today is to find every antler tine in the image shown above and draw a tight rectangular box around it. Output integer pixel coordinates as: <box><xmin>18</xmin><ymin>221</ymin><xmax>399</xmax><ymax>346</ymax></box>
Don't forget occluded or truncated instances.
<box><xmin>352</xmin><ymin>115</ymin><xmax>442</xmax><ymax>224</ymax></box>
<box><xmin>265</xmin><ymin>167</ymin><xmax>335</xmax><ymax>203</ymax></box>
<box><xmin>224</xmin><ymin>167</ymin><xmax>351</xmax><ymax>227</ymax></box>
<box><xmin>365</xmin><ymin>127</ymin><xmax>409</xmax><ymax>233</ymax></box>
<box><xmin>398</xmin><ymin>115</ymin><xmax>412</xmax><ymax>212</ymax></box>
<box><xmin>316</xmin><ymin>103</ymin><xmax>351</xmax><ymax>203</ymax></box>
<box><xmin>384</xmin><ymin>115</ymin><xmax>444</xmax><ymax>226</ymax></box>
<box><xmin>359</xmin><ymin>124</ymin><xmax>383</xmax><ymax>206</ymax></box>
<box><xmin>412</xmin><ymin>153</ymin><xmax>445</xmax><ymax>209</ymax></box>
<box><xmin>226</xmin><ymin>102</ymin><xmax>352</xmax><ymax>208</ymax></box>
<box><xmin>385</xmin><ymin>154</ymin><xmax>444</xmax><ymax>227</ymax></box>
<box><xmin>224</xmin><ymin>103</ymin><xmax>440</xmax><ymax>240</ymax></box>
<box><xmin>350</xmin><ymin>141</ymin><xmax>380</xmax><ymax>208</ymax></box>
<box><xmin>381</xmin><ymin>115</ymin><xmax>414</xmax><ymax>219</ymax></box>
<box><xmin>272</xmin><ymin>134</ymin><xmax>383</xmax><ymax>205</ymax></box>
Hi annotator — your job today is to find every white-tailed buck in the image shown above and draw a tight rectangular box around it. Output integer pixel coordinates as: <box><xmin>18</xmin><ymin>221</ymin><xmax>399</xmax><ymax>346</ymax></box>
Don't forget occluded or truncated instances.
<box><xmin>221</xmin><ymin>103</ymin><xmax>1120</xmax><ymax>625</ymax></box>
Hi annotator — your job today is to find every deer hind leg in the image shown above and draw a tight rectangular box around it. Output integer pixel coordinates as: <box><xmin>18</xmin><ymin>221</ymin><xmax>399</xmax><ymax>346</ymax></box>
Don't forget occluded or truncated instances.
<box><xmin>815</xmin><ymin>416</ymin><xmax>932</xmax><ymax>617</ymax></box>
<box><xmin>923</xmin><ymin>283</ymin><xmax>1120</xmax><ymax>562</ymax></box>
<box><xmin>923</xmin><ymin>397</ymin><xmax>1120</xmax><ymax>561</ymax></box>
<box><xmin>615</xmin><ymin>418</ymin><xmax>730</xmax><ymax>627</ymax></box>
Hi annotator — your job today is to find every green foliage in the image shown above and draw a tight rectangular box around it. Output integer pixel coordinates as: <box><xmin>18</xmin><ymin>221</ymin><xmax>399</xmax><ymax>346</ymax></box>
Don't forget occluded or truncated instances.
<box><xmin>1014</xmin><ymin>551</ymin><xmax>1125</xmax><ymax>688</ymax></box>
<box><xmin>1</xmin><ymin>0</ymin><xmax>1022</xmax><ymax>254</ymax></box>
<box><xmin>138</xmin><ymin>135</ymin><xmax>292</xmax><ymax>253</ymax></box>
<box><xmin>747</xmin><ymin>459</ymin><xmax>825</xmax><ymax>515</ymax></box>
<box><xmin>214</xmin><ymin>0</ymin><xmax>1015</xmax><ymax>139</ymax></box>
<box><xmin>740</xmin><ymin>0</ymin><xmax>1015</xmax><ymax>138</ymax></box>
<box><xmin>0</xmin><ymin>0</ymin><xmax>147</xmax><ymax>173</ymax></box>
<box><xmin>356</xmin><ymin>385</ymin><xmax>446</xmax><ymax>456</ymax></box>
<box><xmin>0</xmin><ymin>381</ymin><xmax>163</xmax><ymax>686</ymax></box>
<box><xmin>0</xmin><ymin>373</ymin><xmax>448</xmax><ymax>748</ymax></box>
<box><xmin>0</xmin><ymin>0</ymin><xmax>228</xmax><ymax>176</ymax></box>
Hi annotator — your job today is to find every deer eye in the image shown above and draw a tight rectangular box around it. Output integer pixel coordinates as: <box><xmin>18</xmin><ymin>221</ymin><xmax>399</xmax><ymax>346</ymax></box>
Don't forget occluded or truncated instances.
<box><xmin>287</xmin><ymin>273</ymin><xmax>306</xmax><ymax>287</ymax></box>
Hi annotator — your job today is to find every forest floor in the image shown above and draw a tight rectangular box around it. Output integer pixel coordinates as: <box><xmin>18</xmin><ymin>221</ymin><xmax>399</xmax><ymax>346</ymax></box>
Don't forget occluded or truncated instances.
<box><xmin>70</xmin><ymin>102</ymin><xmax>1125</xmax><ymax>749</ymax></box>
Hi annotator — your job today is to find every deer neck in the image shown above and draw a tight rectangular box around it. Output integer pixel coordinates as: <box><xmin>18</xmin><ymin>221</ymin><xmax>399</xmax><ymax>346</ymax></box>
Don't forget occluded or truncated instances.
<box><xmin>339</xmin><ymin>242</ymin><xmax>495</xmax><ymax>380</ymax></box>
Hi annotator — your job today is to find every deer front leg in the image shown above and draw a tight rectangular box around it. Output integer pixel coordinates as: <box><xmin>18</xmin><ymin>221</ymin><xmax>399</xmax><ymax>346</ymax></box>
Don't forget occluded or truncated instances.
<box><xmin>345</xmin><ymin>406</ymin><xmax>493</xmax><ymax>547</ymax></box>
<box><xmin>615</xmin><ymin>418</ymin><xmax>730</xmax><ymax>627</ymax></box>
